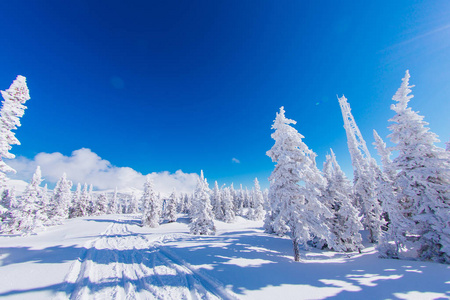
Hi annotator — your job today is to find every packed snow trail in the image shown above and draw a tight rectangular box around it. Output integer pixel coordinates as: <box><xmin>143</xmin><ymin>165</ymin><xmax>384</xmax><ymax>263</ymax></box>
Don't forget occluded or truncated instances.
<box><xmin>58</xmin><ymin>218</ymin><xmax>236</xmax><ymax>300</ymax></box>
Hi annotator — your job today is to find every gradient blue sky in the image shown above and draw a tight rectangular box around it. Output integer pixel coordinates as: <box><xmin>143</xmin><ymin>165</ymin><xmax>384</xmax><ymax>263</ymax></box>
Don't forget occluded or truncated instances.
<box><xmin>1</xmin><ymin>1</ymin><xmax>450</xmax><ymax>189</ymax></box>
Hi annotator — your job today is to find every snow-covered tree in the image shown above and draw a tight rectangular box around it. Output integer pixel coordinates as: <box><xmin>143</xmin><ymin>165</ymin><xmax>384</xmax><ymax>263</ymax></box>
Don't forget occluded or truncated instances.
<box><xmin>262</xmin><ymin>188</ymin><xmax>269</xmax><ymax>210</ymax></box>
<box><xmin>0</xmin><ymin>76</ymin><xmax>30</xmax><ymax>190</ymax></box>
<box><xmin>211</xmin><ymin>181</ymin><xmax>223</xmax><ymax>220</ymax></box>
<box><xmin>141</xmin><ymin>176</ymin><xmax>161</xmax><ymax>227</ymax></box>
<box><xmin>248</xmin><ymin>178</ymin><xmax>265</xmax><ymax>221</ymax></box>
<box><xmin>221</xmin><ymin>187</ymin><xmax>236</xmax><ymax>223</ymax></box>
<box><xmin>179</xmin><ymin>193</ymin><xmax>190</xmax><ymax>214</ymax></box>
<box><xmin>15</xmin><ymin>166</ymin><xmax>48</xmax><ymax>234</ymax></box>
<box><xmin>0</xmin><ymin>188</ymin><xmax>20</xmax><ymax>234</ymax></box>
<box><xmin>339</xmin><ymin>96</ymin><xmax>384</xmax><ymax>243</ymax></box>
<box><xmin>108</xmin><ymin>187</ymin><xmax>118</xmax><ymax>214</ymax></box>
<box><xmin>388</xmin><ymin>70</ymin><xmax>450</xmax><ymax>263</ymax></box>
<box><xmin>127</xmin><ymin>192</ymin><xmax>139</xmax><ymax>214</ymax></box>
<box><xmin>39</xmin><ymin>184</ymin><xmax>50</xmax><ymax>223</ymax></box>
<box><xmin>373</xmin><ymin>130</ymin><xmax>396</xmax><ymax>181</ymax></box>
<box><xmin>323</xmin><ymin>150</ymin><xmax>363</xmax><ymax>252</ymax></box>
<box><xmin>372</xmin><ymin>130</ymin><xmax>413</xmax><ymax>258</ymax></box>
<box><xmin>69</xmin><ymin>183</ymin><xmax>82</xmax><ymax>219</ymax></box>
<box><xmin>0</xmin><ymin>187</ymin><xmax>17</xmax><ymax>214</ymax></box>
<box><xmin>189</xmin><ymin>171</ymin><xmax>215</xmax><ymax>235</ymax></box>
<box><xmin>165</xmin><ymin>190</ymin><xmax>178</xmax><ymax>223</ymax></box>
<box><xmin>235</xmin><ymin>184</ymin><xmax>245</xmax><ymax>216</ymax></box>
<box><xmin>70</xmin><ymin>183</ymin><xmax>90</xmax><ymax>218</ymax></box>
<box><xmin>96</xmin><ymin>193</ymin><xmax>108</xmax><ymax>215</ymax></box>
<box><xmin>266</xmin><ymin>107</ymin><xmax>333</xmax><ymax>261</ymax></box>
<box><xmin>48</xmin><ymin>173</ymin><xmax>73</xmax><ymax>224</ymax></box>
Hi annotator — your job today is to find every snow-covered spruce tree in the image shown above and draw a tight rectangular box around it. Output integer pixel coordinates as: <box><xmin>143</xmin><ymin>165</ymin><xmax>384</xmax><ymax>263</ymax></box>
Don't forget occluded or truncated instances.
<box><xmin>262</xmin><ymin>188</ymin><xmax>269</xmax><ymax>210</ymax></box>
<box><xmin>48</xmin><ymin>173</ymin><xmax>73</xmax><ymax>224</ymax></box>
<box><xmin>234</xmin><ymin>184</ymin><xmax>245</xmax><ymax>216</ymax></box>
<box><xmin>0</xmin><ymin>188</ymin><xmax>20</xmax><ymax>233</ymax></box>
<box><xmin>189</xmin><ymin>171</ymin><xmax>215</xmax><ymax>235</ymax></box>
<box><xmin>373</xmin><ymin>130</ymin><xmax>396</xmax><ymax>182</ymax></box>
<box><xmin>373</xmin><ymin>130</ymin><xmax>412</xmax><ymax>258</ymax></box>
<box><xmin>248</xmin><ymin>178</ymin><xmax>265</xmax><ymax>221</ymax></box>
<box><xmin>108</xmin><ymin>187</ymin><xmax>118</xmax><ymax>214</ymax></box>
<box><xmin>0</xmin><ymin>187</ymin><xmax>17</xmax><ymax>215</ymax></box>
<box><xmin>165</xmin><ymin>190</ymin><xmax>178</xmax><ymax>223</ymax></box>
<box><xmin>14</xmin><ymin>166</ymin><xmax>48</xmax><ymax>234</ymax></box>
<box><xmin>0</xmin><ymin>76</ymin><xmax>30</xmax><ymax>190</ymax></box>
<box><xmin>323</xmin><ymin>149</ymin><xmax>363</xmax><ymax>252</ymax></box>
<box><xmin>266</xmin><ymin>107</ymin><xmax>333</xmax><ymax>261</ymax></box>
<box><xmin>339</xmin><ymin>96</ymin><xmax>384</xmax><ymax>243</ymax></box>
<box><xmin>39</xmin><ymin>184</ymin><xmax>51</xmax><ymax>225</ymax></box>
<box><xmin>70</xmin><ymin>183</ymin><xmax>91</xmax><ymax>218</ymax></box>
<box><xmin>388</xmin><ymin>70</ymin><xmax>450</xmax><ymax>263</ymax></box>
<box><xmin>95</xmin><ymin>193</ymin><xmax>108</xmax><ymax>215</ymax></box>
<box><xmin>184</xmin><ymin>193</ymin><xmax>191</xmax><ymax>213</ymax></box>
<box><xmin>69</xmin><ymin>183</ymin><xmax>82</xmax><ymax>219</ymax></box>
<box><xmin>212</xmin><ymin>181</ymin><xmax>223</xmax><ymax>220</ymax></box>
<box><xmin>127</xmin><ymin>192</ymin><xmax>139</xmax><ymax>214</ymax></box>
<box><xmin>141</xmin><ymin>176</ymin><xmax>161</xmax><ymax>227</ymax></box>
<box><xmin>221</xmin><ymin>187</ymin><xmax>236</xmax><ymax>223</ymax></box>
<box><xmin>244</xmin><ymin>187</ymin><xmax>252</xmax><ymax>215</ymax></box>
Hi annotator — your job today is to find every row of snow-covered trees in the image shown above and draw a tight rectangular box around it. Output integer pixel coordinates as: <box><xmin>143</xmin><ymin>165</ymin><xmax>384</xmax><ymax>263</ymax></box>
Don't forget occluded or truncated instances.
<box><xmin>0</xmin><ymin>162</ymin><xmax>266</xmax><ymax>235</ymax></box>
<box><xmin>0</xmin><ymin>168</ymin><xmax>144</xmax><ymax>234</ymax></box>
<box><xmin>140</xmin><ymin>172</ymin><xmax>267</xmax><ymax>235</ymax></box>
<box><xmin>265</xmin><ymin>71</ymin><xmax>450</xmax><ymax>264</ymax></box>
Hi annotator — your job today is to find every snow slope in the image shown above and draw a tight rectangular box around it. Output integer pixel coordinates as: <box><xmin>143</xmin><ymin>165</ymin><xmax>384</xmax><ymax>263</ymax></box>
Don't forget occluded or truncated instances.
<box><xmin>0</xmin><ymin>215</ymin><xmax>449</xmax><ymax>300</ymax></box>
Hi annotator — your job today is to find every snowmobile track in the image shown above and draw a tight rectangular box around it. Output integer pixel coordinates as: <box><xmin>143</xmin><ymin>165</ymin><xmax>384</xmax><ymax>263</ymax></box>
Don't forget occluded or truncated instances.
<box><xmin>58</xmin><ymin>218</ymin><xmax>237</xmax><ymax>300</ymax></box>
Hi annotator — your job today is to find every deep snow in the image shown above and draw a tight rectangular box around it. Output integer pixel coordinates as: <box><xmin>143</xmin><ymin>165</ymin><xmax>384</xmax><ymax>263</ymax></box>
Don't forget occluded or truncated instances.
<box><xmin>0</xmin><ymin>215</ymin><xmax>449</xmax><ymax>300</ymax></box>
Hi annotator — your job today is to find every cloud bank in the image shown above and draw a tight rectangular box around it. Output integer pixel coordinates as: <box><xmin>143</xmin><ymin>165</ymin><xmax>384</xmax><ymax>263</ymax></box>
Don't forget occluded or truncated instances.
<box><xmin>7</xmin><ymin>148</ymin><xmax>199</xmax><ymax>196</ymax></box>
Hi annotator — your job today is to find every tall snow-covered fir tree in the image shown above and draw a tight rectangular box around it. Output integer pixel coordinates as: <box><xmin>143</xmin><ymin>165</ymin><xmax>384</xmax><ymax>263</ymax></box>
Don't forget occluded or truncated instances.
<box><xmin>0</xmin><ymin>188</ymin><xmax>20</xmax><ymax>233</ymax></box>
<box><xmin>108</xmin><ymin>187</ymin><xmax>118</xmax><ymax>214</ymax></box>
<box><xmin>49</xmin><ymin>173</ymin><xmax>73</xmax><ymax>224</ymax></box>
<box><xmin>388</xmin><ymin>70</ymin><xmax>450</xmax><ymax>263</ymax></box>
<box><xmin>221</xmin><ymin>187</ymin><xmax>236</xmax><ymax>223</ymax></box>
<box><xmin>235</xmin><ymin>184</ymin><xmax>245</xmax><ymax>216</ymax></box>
<box><xmin>141</xmin><ymin>176</ymin><xmax>161</xmax><ymax>227</ymax></box>
<box><xmin>15</xmin><ymin>166</ymin><xmax>48</xmax><ymax>234</ymax></box>
<box><xmin>323</xmin><ymin>149</ymin><xmax>363</xmax><ymax>252</ymax></box>
<box><xmin>189</xmin><ymin>171</ymin><xmax>215</xmax><ymax>235</ymax></box>
<box><xmin>248</xmin><ymin>178</ymin><xmax>265</xmax><ymax>221</ymax></box>
<box><xmin>266</xmin><ymin>107</ymin><xmax>333</xmax><ymax>261</ymax></box>
<box><xmin>165</xmin><ymin>190</ymin><xmax>178</xmax><ymax>223</ymax></box>
<box><xmin>69</xmin><ymin>183</ymin><xmax>82</xmax><ymax>219</ymax></box>
<box><xmin>212</xmin><ymin>181</ymin><xmax>223</xmax><ymax>220</ymax></box>
<box><xmin>71</xmin><ymin>183</ymin><xmax>89</xmax><ymax>218</ymax></box>
<box><xmin>127</xmin><ymin>192</ymin><xmax>139</xmax><ymax>214</ymax></box>
<box><xmin>373</xmin><ymin>130</ymin><xmax>396</xmax><ymax>181</ymax></box>
<box><xmin>373</xmin><ymin>129</ymin><xmax>412</xmax><ymax>259</ymax></box>
<box><xmin>1</xmin><ymin>167</ymin><xmax>46</xmax><ymax>234</ymax></box>
<box><xmin>338</xmin><ymin>95</ymin><xmax>384</xmax><ymax>243</ymax></box>
<box><xmin>0</xmin><ymin>76</ymin><xmax>30</xmax><ymax>190</ymax></box>
<box><xmin>96</xmin><ymin>193</ymin><xmax>109</xmax><ymax>215</ymax></box>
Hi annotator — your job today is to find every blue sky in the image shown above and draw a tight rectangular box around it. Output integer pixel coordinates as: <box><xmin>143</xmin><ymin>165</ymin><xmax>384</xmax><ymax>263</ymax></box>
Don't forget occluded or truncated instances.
<box><xmin>1</xmin><ymin>1</ymin><xmax>450</xmax><ymax>190</ymax></box>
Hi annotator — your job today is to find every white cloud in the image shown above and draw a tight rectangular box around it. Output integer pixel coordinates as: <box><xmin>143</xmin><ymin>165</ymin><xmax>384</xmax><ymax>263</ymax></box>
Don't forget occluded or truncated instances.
<box><xmin>232</xmin><ymin>157</ymin><xmax>240</xmax><ymax>164</ymax></box>
<box><xmin>7</xmin><ymin>148</ymin><xmax>199</xmax><ymax>196</ymax></box>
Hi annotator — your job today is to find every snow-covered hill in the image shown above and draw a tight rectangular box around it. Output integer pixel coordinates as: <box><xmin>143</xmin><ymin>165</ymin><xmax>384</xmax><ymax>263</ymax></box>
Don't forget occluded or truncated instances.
<box><xmin>0</xmin><ymin>215</ymin><xmax>448</xmax><ymax>300</ymax></box>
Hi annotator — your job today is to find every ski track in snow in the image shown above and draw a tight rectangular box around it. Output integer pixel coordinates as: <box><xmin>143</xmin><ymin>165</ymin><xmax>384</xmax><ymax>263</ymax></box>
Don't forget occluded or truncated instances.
<box><xmin>57</xmin><ymin>218</ymin><xmax>236</xmax><ymax>300</ymax></box>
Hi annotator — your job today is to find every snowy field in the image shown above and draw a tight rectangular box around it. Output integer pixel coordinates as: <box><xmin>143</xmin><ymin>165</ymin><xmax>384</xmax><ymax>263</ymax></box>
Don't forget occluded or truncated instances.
<box><xmin>0</xmin><ymin>214</ymin><xmax>449</xmax><ymax>300</ymax></box>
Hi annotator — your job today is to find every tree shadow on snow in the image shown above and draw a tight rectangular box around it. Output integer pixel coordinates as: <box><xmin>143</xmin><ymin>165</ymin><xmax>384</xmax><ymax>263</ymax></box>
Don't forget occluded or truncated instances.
<box><xmin>0</xmin><ymin>224</ymin><xmax>449</xmax><ymax>299</ymax></box>
<box><xmin>159</xmin><ymin>230</ymin><xmax>450</xmax><ymax>299</ymax></box>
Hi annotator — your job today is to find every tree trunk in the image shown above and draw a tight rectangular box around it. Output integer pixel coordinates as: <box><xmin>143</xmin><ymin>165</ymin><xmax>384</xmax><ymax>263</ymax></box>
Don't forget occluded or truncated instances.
<box><xmin>293</xmin><ymin>239</ymin><xmax>300</xmax><ymax>262</ymax></box>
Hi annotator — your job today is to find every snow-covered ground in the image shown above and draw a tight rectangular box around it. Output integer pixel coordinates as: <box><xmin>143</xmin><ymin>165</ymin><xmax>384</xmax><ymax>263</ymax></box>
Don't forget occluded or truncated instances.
<box><xmin>0</xmin><ymin>215</ymin><xmax>449</xmax><ymax>300</ymax></box>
